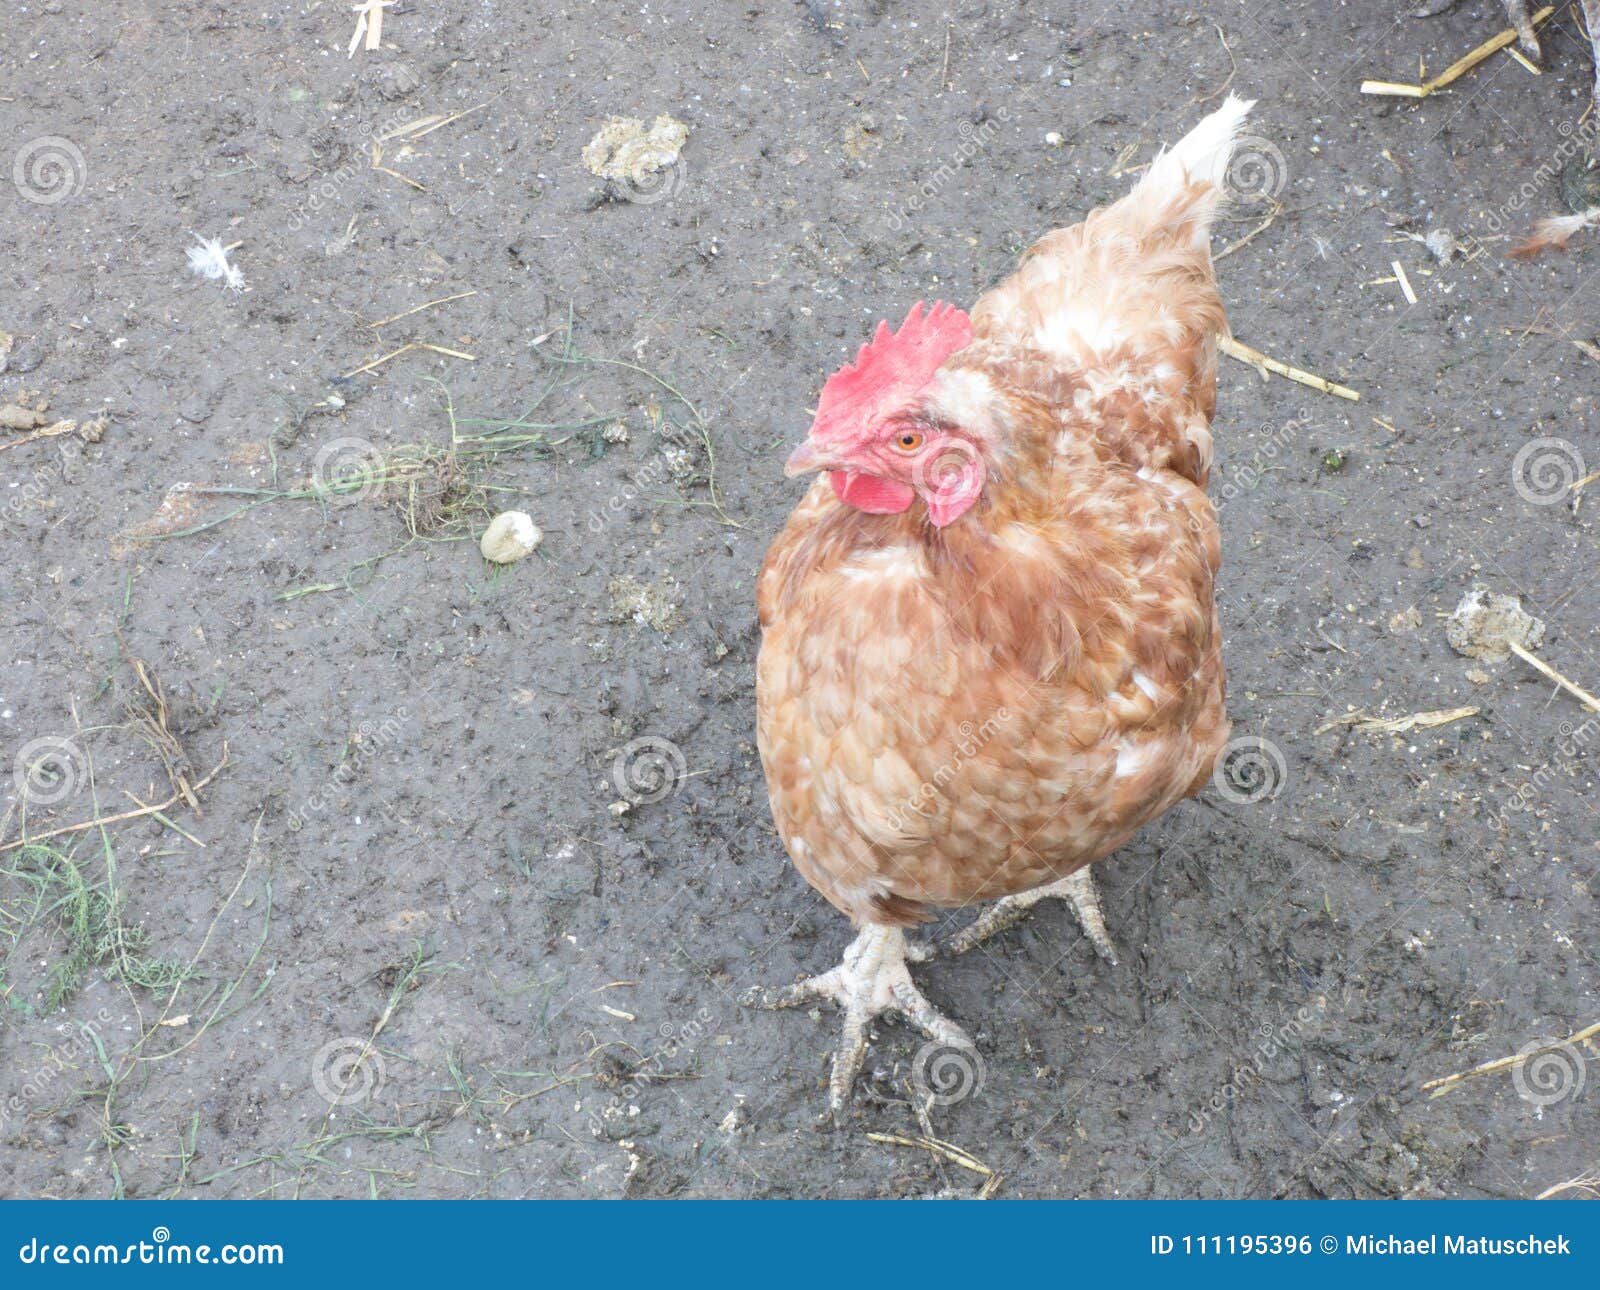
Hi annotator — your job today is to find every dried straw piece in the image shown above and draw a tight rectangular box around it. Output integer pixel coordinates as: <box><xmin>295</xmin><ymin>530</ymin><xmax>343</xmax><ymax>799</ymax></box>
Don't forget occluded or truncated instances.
<box><xmin>866</xmin><ymin>1131</ymin><xmax>994</xmax><ymax>1176</ymax></box>
<box><xmin>1316</xmin><ymin>706</ymin><xmax>1479</xmax><ymax>736</ymax></box>
<box><xmin>1361</xmin><ymin>5</ymin><xmax>1554</xmax><ymax>98</ymax></box>
<box><xmin>1422</xmin><ymin>1019</ymin><xmax>1600</xmax><ymax>1097</ymax></box>
<box><xmin>1221</xmin><ymin>335</ymin><xmax>1360</xmax><ymax>401</ymax></box>
<box><xmin>1509</xmin><ymin>642</ymin><xmax>1600</xmax><ymax>714</ymax></box>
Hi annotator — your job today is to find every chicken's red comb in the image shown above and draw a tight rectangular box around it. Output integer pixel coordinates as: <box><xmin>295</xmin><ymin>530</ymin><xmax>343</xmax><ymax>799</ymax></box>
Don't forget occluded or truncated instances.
<box><xmin>810</xmin><ymin>301</ymin><xmax>972</xmax><ymax>446</ymax></box>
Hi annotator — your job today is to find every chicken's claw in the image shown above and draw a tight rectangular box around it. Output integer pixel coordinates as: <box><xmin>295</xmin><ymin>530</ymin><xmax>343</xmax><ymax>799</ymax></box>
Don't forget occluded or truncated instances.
<box><xmin>1505</xmin><ymin>0</ymin><xmax>1542</xmax><ymax>60</ymax></box>
<box><xmin>742</xmin><ymin>923</ymin><xmax>974</xmax><ymax>1112</ymax></box>
<box><xmin>940</xmin><ymin>866</ymin><xmax>1118</xmax><ymax>965</ymax></box>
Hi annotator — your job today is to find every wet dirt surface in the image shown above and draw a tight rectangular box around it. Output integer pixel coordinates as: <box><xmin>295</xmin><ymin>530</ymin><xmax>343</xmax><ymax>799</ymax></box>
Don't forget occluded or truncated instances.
<box><xmin>1</xmin><ymin>1</ymin><xmax>1597</xmax><ymax>1198</ymax></box>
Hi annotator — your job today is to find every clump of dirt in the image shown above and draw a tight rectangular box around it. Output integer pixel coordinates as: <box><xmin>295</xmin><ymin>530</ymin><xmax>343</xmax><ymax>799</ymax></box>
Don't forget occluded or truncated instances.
<box><xmin>1445</xmin><ymin>583</ymin><xmax>1545</xmax><ymax>662</ymax></box>
<box><xmin>842</xmin><ymin>114</ymin><xmax>881</xmax><ymax>160</ymax></box>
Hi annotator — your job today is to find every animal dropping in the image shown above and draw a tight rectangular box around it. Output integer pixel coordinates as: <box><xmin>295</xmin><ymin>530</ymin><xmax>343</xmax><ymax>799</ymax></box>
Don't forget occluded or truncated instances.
<box><xmin>582</xmin><ymin>114</ymin><xmax>687</xmax><ymax>191</ymax></box>
<box><xmin>1445</xmin><ymin>583</ymin><xmax>1545</xmax><ymax>663</ymax></box>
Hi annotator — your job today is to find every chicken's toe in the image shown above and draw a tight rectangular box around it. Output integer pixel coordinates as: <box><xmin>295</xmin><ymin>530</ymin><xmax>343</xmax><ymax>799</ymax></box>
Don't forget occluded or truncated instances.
<box><xmin>743</xmin><ymin>923</ymin><xmax>973</xmax><ymax>1110</ymax></box>
<box><xmin>943</xmin><ymin>866</ymin><xmax>1118</xmax><ymax>964</ymax></box>
<box><xmin>1503</xmin><ymin>0</ymin><xmax>1542</xmax><ymax>59</ymax></box>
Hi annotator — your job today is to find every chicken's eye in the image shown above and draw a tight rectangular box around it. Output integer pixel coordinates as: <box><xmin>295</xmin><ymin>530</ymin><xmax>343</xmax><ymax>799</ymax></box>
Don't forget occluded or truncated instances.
<box><xmin>892</xmin><ymin>431</ymin><xmax>925</xmax><ymax>453</ymax></box>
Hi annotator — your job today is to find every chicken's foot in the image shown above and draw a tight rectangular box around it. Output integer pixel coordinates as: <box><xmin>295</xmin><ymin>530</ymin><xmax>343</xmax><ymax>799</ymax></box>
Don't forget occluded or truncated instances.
<box><xmin>742</xmin><ymin>923</ymin><xmax>974</xmax><ymax>1111</ymax></box>
<box><xmin>933</xmin><ymin>867</ymin><xmax>1118</xmax><ymax>965</ymax></box>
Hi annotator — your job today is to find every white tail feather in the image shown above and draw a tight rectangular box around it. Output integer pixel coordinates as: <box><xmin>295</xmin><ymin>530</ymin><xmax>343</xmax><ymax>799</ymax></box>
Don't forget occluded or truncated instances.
<box><xmin>1141</xmin><ymin>95</ymin><xmax>1255</xmax><ymax>197</ymax></box>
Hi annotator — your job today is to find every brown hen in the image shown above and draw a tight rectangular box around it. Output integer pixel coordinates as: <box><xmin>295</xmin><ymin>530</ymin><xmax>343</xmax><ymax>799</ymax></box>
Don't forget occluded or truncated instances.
<box><xmin>748</xmin><ymin>98</ymin><xmax>1252</xmax><ymax>1110</ymax></box>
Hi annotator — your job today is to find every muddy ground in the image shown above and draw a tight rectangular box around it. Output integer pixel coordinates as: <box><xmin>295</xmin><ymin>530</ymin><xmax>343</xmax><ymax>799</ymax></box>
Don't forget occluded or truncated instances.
<box><xmin>2</xmin><ymin>0</ymin><xmax>1597</xmax><ymax>1199</ymax></box>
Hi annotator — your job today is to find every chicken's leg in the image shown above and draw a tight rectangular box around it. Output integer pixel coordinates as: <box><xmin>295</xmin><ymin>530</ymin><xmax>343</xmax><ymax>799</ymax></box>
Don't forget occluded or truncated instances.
<box><xmin>1413</xmin><ymin>0</ymin><xmax>1543</xmax><ymax>61</ymax></box>
<box><xmin>930</xmin><ymin>866</ymin><xmax>1118</xmax><ymax>964</ymax></box>
<box><xmin>1502</xmin><ymin>0</ymin><xmax>1543</xmax><ymax>60</ymax></box>
<box><xmin>1584</xmin><ymin>0</ymin><xmax>1600</xmax><ymax>123</ymax></box>
<box><xmin>742</xmin><ymin>923</ymin><xmax>974</xmax><ymax>1110</ymax></box>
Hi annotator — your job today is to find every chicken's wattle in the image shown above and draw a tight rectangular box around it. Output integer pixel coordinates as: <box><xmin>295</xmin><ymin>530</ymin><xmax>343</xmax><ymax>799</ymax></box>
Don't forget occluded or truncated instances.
<box><xmin>828</xmin><ymin>470</ymin><xmax>915</xmax><ymax>514</ymax></box>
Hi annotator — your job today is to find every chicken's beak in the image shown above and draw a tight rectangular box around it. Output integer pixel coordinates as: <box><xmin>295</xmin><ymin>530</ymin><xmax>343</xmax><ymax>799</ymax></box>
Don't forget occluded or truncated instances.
<box><xmin>783</xmin><ymin>439</ymin><xmax>836</xmax><ymax>478</ymax></box>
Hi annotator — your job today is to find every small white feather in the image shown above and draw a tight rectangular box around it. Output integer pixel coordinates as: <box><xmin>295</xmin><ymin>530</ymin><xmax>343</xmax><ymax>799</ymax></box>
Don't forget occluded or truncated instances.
<box><xmin>187</xmin><ymin>236</ymin><xmax>245</xmax><ymax>292</ymax></box>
